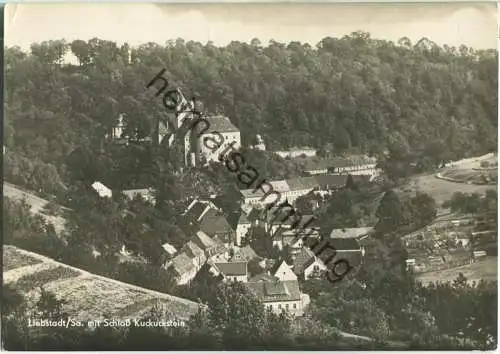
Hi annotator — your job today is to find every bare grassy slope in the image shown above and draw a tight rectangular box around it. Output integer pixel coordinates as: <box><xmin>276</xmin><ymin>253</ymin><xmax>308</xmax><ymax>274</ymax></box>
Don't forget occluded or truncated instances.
<box><xmin>3</xmin><ymin>245</ymin><xmax>200</xmax><ymax>322</ymax></box>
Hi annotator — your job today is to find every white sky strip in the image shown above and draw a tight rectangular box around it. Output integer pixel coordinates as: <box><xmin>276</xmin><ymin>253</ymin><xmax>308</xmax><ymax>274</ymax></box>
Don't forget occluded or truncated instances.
<box><xmin>4</xmin><ymin>3</ymin><xmax>497</xmax><ymax>50</ymax></box>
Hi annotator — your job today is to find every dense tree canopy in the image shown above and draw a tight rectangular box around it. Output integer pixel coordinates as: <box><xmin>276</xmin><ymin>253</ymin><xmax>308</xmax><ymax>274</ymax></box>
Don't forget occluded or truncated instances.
<box><xmin>4</xmin><ymin>34</ymin><xmax>498</xmax><ymax>196</ymax></box>
<box><xmin>3</xmin><ymin>34</ymin><xmax>498</xmax><ymax>351</ymax></box>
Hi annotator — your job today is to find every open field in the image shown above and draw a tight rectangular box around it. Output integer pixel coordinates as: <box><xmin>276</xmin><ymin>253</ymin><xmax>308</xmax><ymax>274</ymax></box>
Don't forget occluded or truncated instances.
<box><xmin>439</xmin><ymin>169</ymin><xmax>497</xmax><ymax>185</ymax></box>
<box><xmin>3</xmin><ymin>245</ymin><xmax>200</xmax><ymax>322</ymax></box>
<box><xmin>416</xmin><ymin>256</ymin><xmax>497</xmax><ymax>286</ymax></box>
<box><xmin>444</xmin><ymin>153</ymin><xmax>497</xmax><ymax>170</ymax></box>
<box><xmin>404</xmin><ymin>173</ymin><xmax>496</xmax><ymax>208</ymax></box>
<box><xmin>399</xmin><ymin>154</ymin><xmax>497</xmax><ymax>208</ymax></box>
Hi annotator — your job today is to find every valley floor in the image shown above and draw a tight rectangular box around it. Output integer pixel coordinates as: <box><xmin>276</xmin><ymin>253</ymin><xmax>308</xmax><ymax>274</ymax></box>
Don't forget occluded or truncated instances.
<box><xmin>416</xmin><ymin>256</ymin><xmax>497</xmax><ymax>285</ymax></box>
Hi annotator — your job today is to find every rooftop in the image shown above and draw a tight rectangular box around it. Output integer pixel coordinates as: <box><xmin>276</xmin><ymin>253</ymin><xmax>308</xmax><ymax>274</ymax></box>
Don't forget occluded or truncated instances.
<box><xmin>183</xmin><ymin>200</ymin><xmax>216</xmax><ymax>223</ymax></box>
<box><xmin>193</xmin><ymin>230</ymin><xmax>217</xmax><ymax>250</ymax></box>
<box><xmin>274</xmin><ymin>147</ymin><xmax>316</xmax><ymax>154</ymax></box>
<box><xmin>214</xmin><ymin>261</ymin><xmax>247</xmax><ymax>276</ymax></box>
<box><xmin>240</xmin><ymin>180</ymin><xmax>290</xmax><ymax>198</ymax></box>
<box><xmin>249</xmin><ymin>273</ymin><xmax>277</xmax><ymax>282</ymax></box>
<box><xmin>171</xmin><ymin>252</ymin><xmax>196</xmax><ymax>275</ymax></box>
<box><xmin>314</xmin><ymin>174</ymin><xmax>348</xmax><ymax>187</ymax></box>
<box><xmin>293</xmin><ymin>247</ymin><xmax>317</xmax><ymax>274</ymax></box>
<box><xmin>245</xmin><ymin>280</ymin><xmax>301</xmax><ymax>302</ymax></box>
<box><xmin>329</xmin><ymin>227</ymin><xmax>374</xmax><ymax>239</ymax></box>
<box><xmin>238</xmin><ymin>245</ymin><xmax>260</xmax><ymax>261</ymax></box>
<box><xmin>199</xmin><ymin>209</ymin><xmax>234</xmax><ymax>237</ymax></box>
<box><xmin>286</xmin><ymin>177</ymin><xmax>318</xmax><ymax>191</ymax></box>
<box><xmin>182</xmin><ymin>241</ymin><xmax>205</xmax><ymax>259</ymax></box>
<box><xmin>196</xmin><ymin>115</ymin><xmax>240</xmax><ymax>134</ymax></box>
<box><xmin>161</xmin><ymin>242</ymin><xmax>177</xmax><ymax>255</ymax></box>
<box><xmin>237</xmin><ymin>212</ymin><xmax>250</xmax><ymax>225</ymax></box>
<box><xmin>298</xmin><ymin>156</ymin><xmax>377</xmax><ymax>172</ymax></box>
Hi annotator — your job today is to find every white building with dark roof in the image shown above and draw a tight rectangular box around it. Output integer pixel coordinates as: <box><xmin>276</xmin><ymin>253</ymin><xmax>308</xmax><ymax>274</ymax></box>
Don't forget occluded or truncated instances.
<box><xmin>194</xmin><ymin>115</ymin><xmax>241</xmax><ymax>164</ymax></box>
<box><xmin>211</xmin><ymin>261</ymin><xmax>248</xmax><ymax>283</ymax></box>
<box><xmin>245</xmin><ymin>261</ymin><xmax>310</xmax><ymax>316</ymax></box>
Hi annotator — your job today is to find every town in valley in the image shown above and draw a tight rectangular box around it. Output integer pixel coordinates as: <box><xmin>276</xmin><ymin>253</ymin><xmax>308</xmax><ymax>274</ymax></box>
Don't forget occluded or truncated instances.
<box><xmin>3</xmin><ymin>3</ymin><xmax>498</xmax><ymax>351</ymax></box>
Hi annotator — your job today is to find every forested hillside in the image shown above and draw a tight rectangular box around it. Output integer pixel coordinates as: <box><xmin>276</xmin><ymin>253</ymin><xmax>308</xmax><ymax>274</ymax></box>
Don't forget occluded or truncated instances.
<box><xmin>4</xmin><ymin>33</ymin><xmax>498</xmax><ymax>193</ymax></box>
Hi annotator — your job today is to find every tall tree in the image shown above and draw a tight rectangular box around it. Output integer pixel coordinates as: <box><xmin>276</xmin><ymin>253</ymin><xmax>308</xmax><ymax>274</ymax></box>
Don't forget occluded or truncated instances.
<box><xmin>375</xmin><ymin>190</ymin><xmax>403</xmax><ymax>234</ymax></box>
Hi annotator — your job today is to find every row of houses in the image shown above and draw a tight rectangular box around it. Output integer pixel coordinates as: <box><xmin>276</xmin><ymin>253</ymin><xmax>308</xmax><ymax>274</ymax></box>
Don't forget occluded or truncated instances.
<box><xmin>240</xmin><ymin>174</ymin><xmax>370</xmax><ymax>208</ymax></box>
<box><xmin>162</xmin><ymin>213</ymin><xmax>312</xmax><ymax>316</ymax></box>
<box><xmin>92</xmin><ymin>174</ymin><xmax>370</xmax><ymax>316</ymax></box>
<box><xmin>273</xmin><ymin>147</ymin><xmax>317</xmax><ymax>159</ymax></box>
<box><xmin>161</xmin><ymin>196</ymin><xmax>371</xmax><ymax>316</ymax></box>
<box><xmin>298</xmin><ymin>155</ymin><xmax>379</xmax><ymax>176</ymax></box>
<box><xmin>163</xmin><ymin>199</ymin><xmax>248</xmax><ymax>284</ymax></box>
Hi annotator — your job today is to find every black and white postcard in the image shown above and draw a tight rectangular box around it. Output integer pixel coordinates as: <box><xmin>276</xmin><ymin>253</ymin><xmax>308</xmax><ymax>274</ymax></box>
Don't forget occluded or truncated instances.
<box><xmin>2</xmin><ymin>2</ymin><xmax>498</xmax><ymax>350</ymax></box>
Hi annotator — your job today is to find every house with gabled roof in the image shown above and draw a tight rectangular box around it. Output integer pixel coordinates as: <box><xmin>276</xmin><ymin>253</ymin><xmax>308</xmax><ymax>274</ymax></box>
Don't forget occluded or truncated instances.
<box><xmin>158</xmin><ymin>120</ymin><xmax>169</xmax><ymax>145</ymax></box>
<box><xmin>271</xmin><ymin>261</ymin><xmax>297</xmax><ymax>282</ymax></box>
<box><xmin>181</xmin><ymin>241</ymin><xmax>206</xmax><ymax>268</ymax></box>
<box><xmin>292</xmin><ymin>247</ymin><xmax>327</xmax><ymax>280</ymax></box>
<box><xmin>283</xmin><ymin>177</ymin><xmax>318</xmax><ymax>204</ymax></box>
<box><xmin>183</xmin><ymin>199</ymin><xmax>219</xmax><ymax>223</ymax></box>
<box><xmin>271</xmin><ymin>226</ymin><xmax>321</xmax><ymax>258</ymax></box>
<box><xmin>232</xmin><ymin>245</ymin><xmax>261</xmax><ymax>263</ymax></box>
<box><xmin>192</xmin><ymin>230</ymin><xmax>223</xmax><ymax>258</ymax></box>
<box><xmin>323</xmin><ymin>237</ymin><xmax>366</xmax><ymax>271</ymax></box>
<box><xmin>211</xmin><ymin>261</ymin><xmax>248</xmax><ymax>283</ymax></box>
<box><xmin>199</xmin><ymin>209</ymin><xmax>236</xmax><ymax>246</ymax></box>
<box><xmin>167</xmin><ymin>252</ymin><xmax>198</xmax><ymax>285</ymax></box>
<box><xmin>245</xmin><ymin>261</ymin><xmax>310</xmax><ymax>316</ymax></box>
<box><xmin>182</xmin><ymin>199</ymin><xmax>235</xmax><ymax>247</ymax></box>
